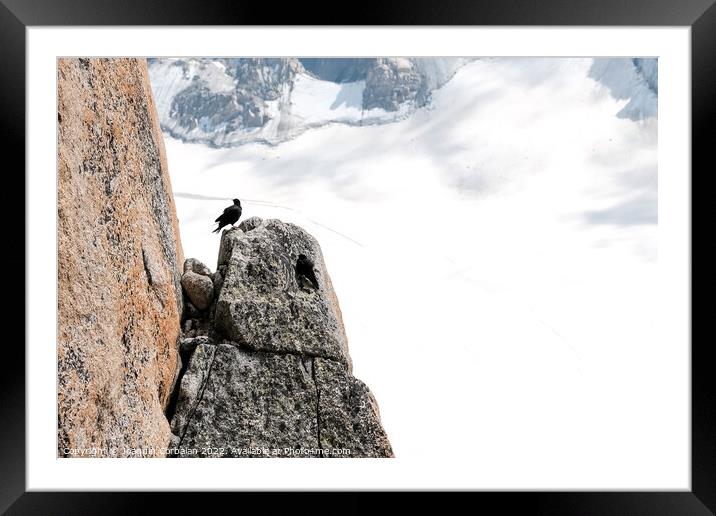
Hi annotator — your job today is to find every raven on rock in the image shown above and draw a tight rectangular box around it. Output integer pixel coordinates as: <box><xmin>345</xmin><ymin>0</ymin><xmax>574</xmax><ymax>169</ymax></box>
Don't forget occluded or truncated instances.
<box><xmin>213</xmin><ymin>198</ymin><xmax>242</xmax><ymax>233</ymax></box>
<box><xmin>296</xmin><ymin>254</ymin><xmax>319</xmax><ymax>289</ymax></box>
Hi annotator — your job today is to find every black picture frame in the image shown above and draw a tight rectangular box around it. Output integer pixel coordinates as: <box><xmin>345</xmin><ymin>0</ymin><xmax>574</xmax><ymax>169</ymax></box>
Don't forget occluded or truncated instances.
<box><xmin>3</xmin><ymin>0</ymin><xmax>714</xmax><ymax>513</ymax></box>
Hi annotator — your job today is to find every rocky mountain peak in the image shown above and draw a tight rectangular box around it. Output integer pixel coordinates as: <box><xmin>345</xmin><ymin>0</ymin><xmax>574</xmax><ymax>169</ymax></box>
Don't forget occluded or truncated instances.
<box><xmin>172</xmin><ymin>217</ymin><xmax>393</xmax><ymax>458</ymax></box>
<box><xmin>148</xmin><ymin>57</ymin><xmax>473</xmax><ymax>147</ymax></box>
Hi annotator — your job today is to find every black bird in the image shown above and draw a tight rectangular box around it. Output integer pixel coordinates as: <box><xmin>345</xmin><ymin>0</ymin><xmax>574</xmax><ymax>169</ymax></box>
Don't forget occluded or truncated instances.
<box><xmin>213</xmin><ymin>198</ymin><xmax>242</xmax><ymax>233</ymax></box>
<box><xmin>296</xmin><ymin>254</ymin><xmax>319</xmax><ymax>289</ymax></box>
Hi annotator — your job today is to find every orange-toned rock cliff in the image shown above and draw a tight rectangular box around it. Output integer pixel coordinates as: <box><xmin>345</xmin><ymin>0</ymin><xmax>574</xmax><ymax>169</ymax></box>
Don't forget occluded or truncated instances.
<box><xmin>57</xmin><ymin>58</ymin><xmax>184</xmax><ymax>457</ymax></box>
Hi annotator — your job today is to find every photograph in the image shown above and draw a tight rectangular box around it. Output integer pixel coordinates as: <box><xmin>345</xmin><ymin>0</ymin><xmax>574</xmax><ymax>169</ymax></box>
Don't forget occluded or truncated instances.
<box><xmin>3</xmin><ymin>1</ymin><xmax>710</xmax><ymax>508</ymax></box>
<box><xmin>2</xmin><ymin>0</ymin><xmax>712</xmax><ymax>507</ymax></box>
<box><xmin>57</xmin><ymin>55</ymin><xmax>658</xmax><ymax>461</ymax></box>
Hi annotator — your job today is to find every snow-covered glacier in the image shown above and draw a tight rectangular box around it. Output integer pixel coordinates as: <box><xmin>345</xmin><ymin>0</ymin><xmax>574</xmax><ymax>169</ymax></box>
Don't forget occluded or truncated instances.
<box><xmin>149</xmin><ymin>56</ymin><xmax>655</xmax><ymax>148</ymax></box>
<box><xmin>159</xmin><ymin>57</ymin><xmax>663</xmax><ymax>471</ymax></box>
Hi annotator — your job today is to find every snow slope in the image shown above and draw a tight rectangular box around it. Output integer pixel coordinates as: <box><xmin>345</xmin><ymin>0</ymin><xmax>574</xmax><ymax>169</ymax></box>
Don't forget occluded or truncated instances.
<box><xmin>162</xmin><ymin>58</ymin><xmax>676</xmax><ymax>485</ymax></box>
<box><xmin>412</xmin><ymin>57</ymin><xmax>474</xmax><ymax>89</ymax></box>
<box><xmin>288</xmin><ymin>73</ymin><xmax>412</xmax><ymax>126</ymax></box>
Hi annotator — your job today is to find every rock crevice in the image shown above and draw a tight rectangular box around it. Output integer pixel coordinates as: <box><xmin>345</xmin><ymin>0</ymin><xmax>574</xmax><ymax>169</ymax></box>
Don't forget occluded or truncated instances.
<box><xmin>176</xmin><ymin>343</ymin><xmax>218</xmax><ymax>448</ymax></box>
<box><xmin>311</xmin><ymin>356</ymin><xmax>322</xmax><ymax>448</ymax></box>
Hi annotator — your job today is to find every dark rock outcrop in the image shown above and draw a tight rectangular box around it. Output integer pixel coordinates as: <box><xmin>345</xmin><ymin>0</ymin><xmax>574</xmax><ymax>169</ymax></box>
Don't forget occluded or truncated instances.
<box><xmin>151</xmin><ymin>58</ymin><xmax>304</xmax><ymax>144</ymax></box>
<box><xmin>363</xmin><ymin>58</ymin><xmax>428</xmax><ymax>112</ymax></box>
<box><xmin>300</xmin><ymin>58</ymin><xmax>374</xmax><ymax>83</ymax></box>
<box><xmin>171</xmin><ymin>218</ymin><xmax>393</xmax><ymax>457</ymax></box>
<box><xmin>57</xmin><ymin>58</ymin><xmax>184</xmax><ymax>457</ymax></box>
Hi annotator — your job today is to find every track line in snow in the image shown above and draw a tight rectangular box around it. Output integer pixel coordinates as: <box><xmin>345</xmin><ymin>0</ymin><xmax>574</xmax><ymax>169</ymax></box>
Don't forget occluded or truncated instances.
<box><xmin>174</xmin><ymin>192</ymin><xmax>365</xmax><ymax>247</ymax></box>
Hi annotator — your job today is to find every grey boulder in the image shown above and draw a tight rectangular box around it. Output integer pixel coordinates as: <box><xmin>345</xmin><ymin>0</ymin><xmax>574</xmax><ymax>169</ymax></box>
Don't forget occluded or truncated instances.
<box><xmin>184</xmin><ymin>257</ymin><xmax>212</xmax><ymax>277</ymax></box>
<box><xmin>181</xmin><ymin>270</ymin><xmax>214</xmax><ymax>310</ymax></box>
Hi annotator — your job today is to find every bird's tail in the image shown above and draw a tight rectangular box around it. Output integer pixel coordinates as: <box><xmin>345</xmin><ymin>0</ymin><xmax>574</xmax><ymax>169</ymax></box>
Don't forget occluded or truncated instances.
<box><xmin>212</xmin><ymin>226</ymin><xmax>221</xmax><ymax>234</ymax></box>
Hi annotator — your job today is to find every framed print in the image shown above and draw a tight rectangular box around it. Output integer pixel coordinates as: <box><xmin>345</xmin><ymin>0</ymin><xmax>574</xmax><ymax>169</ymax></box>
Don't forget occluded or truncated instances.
<box><xmin>4</xmin><ymin>0</ymin><xmax>715</xmax><ymax>513</ymax></box>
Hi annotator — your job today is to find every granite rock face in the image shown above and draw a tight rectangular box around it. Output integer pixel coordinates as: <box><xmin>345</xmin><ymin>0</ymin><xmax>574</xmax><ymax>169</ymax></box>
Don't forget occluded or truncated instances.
<box><xmin>171</xmin><ymin>218</ymin><xmax>393</xmax><ymax>457</ymax></box>
<box><xmin>171</xmin><ymin>343</ymin><xmax>320</xmax><ymax>457</ymax></box>
<box><xmin>57</xmin><ymin>58</ymin><xmax>184</xmax><ymax>457</ymax></box>
<box><xmin>214</xmin><ymin>220</ymin><xmax>352</xmax><ymax>368</ymax></box>
<box><xmin>314</xmin><ymin>358</ymin><xmax>393</xmax><ymax>457</ymax></box>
